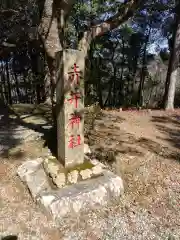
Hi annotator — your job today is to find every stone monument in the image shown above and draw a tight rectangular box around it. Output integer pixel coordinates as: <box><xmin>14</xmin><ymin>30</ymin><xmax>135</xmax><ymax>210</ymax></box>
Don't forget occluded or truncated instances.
<box><xmin>56</xmin><ymin>49</ymin><xmax>85</xmax><ymax>168</ymax></box>
<box><xmin>17</xmin><ymin>49</ymin><xmax>124</xmax><ymax>226</ymax></box>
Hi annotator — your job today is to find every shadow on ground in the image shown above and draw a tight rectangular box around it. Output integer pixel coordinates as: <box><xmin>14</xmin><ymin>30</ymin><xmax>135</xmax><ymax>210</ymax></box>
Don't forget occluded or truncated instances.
<box><xmin>1</xmin><ymin>236</ymin><xmax>18</xmax><ymax>240</ymax></box>
<box><xmin>87</xmin><ymin>111</ymin><xmax>180</xmax><ymax>165</ymax></box>
<box><xmin>1</xmin><ymin>104</ymin><xmax>180</xmax><ymax>165</ymax></box>
<box><xmin>151</xmin><ymin>114</ymin><xmax>180</xmax><ymax>151</ymax></box>
<box><xmin>0</xmin><ymin>106</ymin><xmax>21</xmax><ymax>157</ymax></box>
<box><xmin>0</xmin><ymin>103</ymin><xmax>104</xmax><ymax>160</ymax></box>
<box><xmin>0</xmin><ymin>104</ymin><xmax>56</xmax><ymax>158</ymax></box>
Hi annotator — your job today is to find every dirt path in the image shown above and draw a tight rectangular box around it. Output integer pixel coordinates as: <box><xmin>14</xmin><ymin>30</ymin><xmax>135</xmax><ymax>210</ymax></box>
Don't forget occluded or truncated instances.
<box><xmin>0</xmin><ymin>108</ymin><xmax>180</xmax><ymax>239</ymax></box>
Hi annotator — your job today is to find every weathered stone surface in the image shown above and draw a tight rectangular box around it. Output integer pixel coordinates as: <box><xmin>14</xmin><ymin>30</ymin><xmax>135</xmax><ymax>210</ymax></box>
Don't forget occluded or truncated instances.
<box><xmin>43</xmin><ymin>157</ymin><xmax>66</xmax><ymax>187</ymax></box>
<box><xmin>80</xmin><ymin>169</ymin><xmax>92</xmax><ymax>180</ymax></box>
<box><xmin>67</xmin><ymin>170</ymin><xmax>79</xmax><ymax>184</ymax></box>
<box><xmin>17</xmin><ymin>158</ymin><xmax>124</xmax><ymax>224</ymax></box>
<box><xmin>38</xmin><ymin>170</ymin><xmax>124</xmax><ymax>222</ymax></box>
<box><xmin>56</xmin><ymin>49</ymin><xmax>85</xmax><ymax>168</ymax></box>
<box><xmin>17</xmin><ymin>159</ymin><xmax>52</xmax><ymax>199</ymax></box>
<box><xmin>92</xmin><ymin>165</ymin><xmax>103</xmax><ymax>175</ymax></box>
<box><xmin>84</xmin><ymin>143</ymin><xmax>91</xmax><ymax>154</ymax></box>
<box><xmin>17</xmin><ymin>158</ymin><xmax>43</xmax><ymax>180</ymax></box>
<box><xmin>43</xmin><ymin>155</ymin><xmax>105</xmax><ymax>187</ymax></box>
<box><xmin>44</xmin><ymin>157</ymin><xmax>60</xmax><ymax>177</ymax></box>
<box><xmin>90</xmin><ymin>158</ymin><xmax>106</xmax><ymax>170</ymax></box>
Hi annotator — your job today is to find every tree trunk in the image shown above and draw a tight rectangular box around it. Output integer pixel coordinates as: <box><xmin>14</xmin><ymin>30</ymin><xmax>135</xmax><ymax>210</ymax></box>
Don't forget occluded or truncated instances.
<box><xmin>96</xmin><ymin>74</ymin><xmax>103</xmax><ymax>109</ymax></box>
<box><xmin>104</xmin><ymin>77</ymin><xmax>113</xmax><ymax>107</ymax></box>
<box><xmin>113</xmin><ymin>66</ymin><xmax>117</xmax><ymax>107</ymax></box>
<box><xmin>5</xmin><ymin>61</ymin><xmax>12</xmax><ymax>105</ymax></box>
<box><xmin>29</xmin><ymin>42</ymin><xmax>41</xmax><ymax>104</ymax></box>
<box><xmin>38</xmin><ymin>0</ymin><xmax>142</xmax><ymax>85</ymax></box>
<box><xmin>14</xmin><ymin>72</ymin><xmax>21</xmax><ymax>103</ymax></box>
<box><xmin>37</xmin><ymin>0</ymin><xmax>142</xmax><ymax>116</ymax></box>
<box><xmin>164</xmin><ymin>69</ymin><xmax>178</xmax><ymax>109</ymax></box>
<box><xmin>137</xmin><ymin>26</ymin><xmax>151</xmax><ymax>107</ymax></box>
<box><xmin>163</xmin><ymin>5</ymin><xmax>180</xmax><ymax>110</ymax></box>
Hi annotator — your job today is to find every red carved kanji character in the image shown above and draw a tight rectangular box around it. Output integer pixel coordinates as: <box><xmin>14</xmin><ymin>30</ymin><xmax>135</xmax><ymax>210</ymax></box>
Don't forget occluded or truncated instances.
<box><xmin>68</xmin><ymin>115</ymin><xmax>81</xmax><ymax>129</ymax></box>
<box><xmin>68</xmin><ymin>63</ymin><xmax>81</xmax><ymax>84</ymax></box>
<box><xmin>68</xmin><ymin>135</ymin><xmax>81</xmax><ymax>149</ymax></box>
<box><xmin>68</xmin><ymin>135</ymin><xmax>74</xmax><ymax>149</ymax></box>
<box><xmin>77</xmin><ymin>134</ymin><xmax>81</xmax><ymax>145</ymax></box>
<box><xmin>66</xmin><ymin>92</ymin><xmax>81</xmax><ymax>108</ymax></box>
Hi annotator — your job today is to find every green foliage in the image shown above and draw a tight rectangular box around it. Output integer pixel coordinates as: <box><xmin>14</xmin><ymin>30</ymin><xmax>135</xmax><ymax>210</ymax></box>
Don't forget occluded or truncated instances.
<box><xmin>0</xmin><ymin>0</ymin><xmax>179</xmax><ymax>108</ymax></box>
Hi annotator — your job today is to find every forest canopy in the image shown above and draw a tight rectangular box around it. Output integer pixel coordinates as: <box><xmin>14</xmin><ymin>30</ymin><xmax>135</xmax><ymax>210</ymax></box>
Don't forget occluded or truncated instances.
<box><xmin>0</xmin><ymin>0</ymin><xmax>179</xmax><ymax>110</ymax></box>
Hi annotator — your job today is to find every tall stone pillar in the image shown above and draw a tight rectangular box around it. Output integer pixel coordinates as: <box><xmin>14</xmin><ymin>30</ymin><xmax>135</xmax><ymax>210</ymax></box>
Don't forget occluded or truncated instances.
<box><xmin>56</xmin><ymin>49</ymin><xmax>85</xmax><ymax>168</ymax></box>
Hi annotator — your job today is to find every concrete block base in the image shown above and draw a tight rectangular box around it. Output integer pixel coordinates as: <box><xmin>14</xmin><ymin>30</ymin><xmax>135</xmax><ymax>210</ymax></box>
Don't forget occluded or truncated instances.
<box><xmin>17</xmin><ymin>158</ymin><xmax>124</xmax><ymax>225</ymax></box>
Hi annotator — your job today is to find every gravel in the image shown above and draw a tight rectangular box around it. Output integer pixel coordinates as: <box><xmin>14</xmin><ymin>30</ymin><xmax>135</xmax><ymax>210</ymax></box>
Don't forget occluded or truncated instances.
<box><xmin>60</xmin><ymin>203</ymin><xmax>180</xmax><ymax>240</ymax></box>
<box><xmin>1</xmin><ymin>109</ymin><xmax>180</xmax><ymax>240</ymax></box>
<box><xmin>0</xmin><ymin>159</ymin><xmax>62</xmax><ymax>240</ymax></box>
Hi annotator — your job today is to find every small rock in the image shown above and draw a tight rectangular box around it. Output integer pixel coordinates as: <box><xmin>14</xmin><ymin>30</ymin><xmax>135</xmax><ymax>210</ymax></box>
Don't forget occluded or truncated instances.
<box><xmin>48</xmin><ymin>155</ymin><xmax>56</xmax><ymax>160</ymax></box>
<box><xmin>44</xmin><ymin>158</ymin><xmax>49</xmax><ymax>164</ymax></box>
<box><xmin>90</xmin><ymin>159</ymin><xmax>99</xmax><ymax>165</ymax></box>
<box><xmin>54</xmin><ymin>173</ymin><xmax>66</xmax><ymax>188</ymax></box>
<box><xmin>40</xmin><ymin>195</ymin><xmax>56</xmax><ymax>208</ymax></box>
<box><xmin>92</xmin><ymin>165</ymin><xmax>103</xmax><ymax>175</ymax></box>
<box><xmin>46</xmin><ymin>162</ymin><xmax>59</xmax><ymax>176</ymax></box>
<box><xmin>80</xmin><ymin>169</ymin><xmax>92</xmax><ymax>180</ymax></box>
<box><xmin>68</xmin><ymin>170</ymin><xmax>79</xmax><ymax>184</ymax></box>
<box><xmin>90</xmin><ymin>159</ymin><xmax>105</xmax><ymax>168</ymax></box>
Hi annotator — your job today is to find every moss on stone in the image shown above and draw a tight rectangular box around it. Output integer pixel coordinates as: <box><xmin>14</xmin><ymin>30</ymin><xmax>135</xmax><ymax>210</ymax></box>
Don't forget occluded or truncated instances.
<box><xmin>45</xmin><ymin>156</ymin><xmax>97</xmax><ymax>186</ymax></box>
<box><xmin>48</xmin><ymin>156</ymin><xmax>57</xmax><ymax>162</ymax></box>
<box><xmin>66</xmin><ymin>159</ymin><xmax>94</xmax><ymax>173</ymax></box>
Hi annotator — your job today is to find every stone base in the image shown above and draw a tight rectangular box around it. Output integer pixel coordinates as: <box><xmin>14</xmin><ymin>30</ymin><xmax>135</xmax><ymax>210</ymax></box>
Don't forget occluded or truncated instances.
<box><xmin>17</xmin><ymin>158</ymin><xmax>124</xmax><ymax>225</ymax></box>
<box><xmin>17</xmin><ymin>158</ymin><xmax>53</xmax><ymax>199</ymax></box>
<box><xmin>43</xmin><ymin>155</ymin><xmax>105</xmax><ymax>188</ymax></box>
<box><xmin>39</xmin><ymin>170</ymin><xmax>124</xmax><ymax>224</ymax></box>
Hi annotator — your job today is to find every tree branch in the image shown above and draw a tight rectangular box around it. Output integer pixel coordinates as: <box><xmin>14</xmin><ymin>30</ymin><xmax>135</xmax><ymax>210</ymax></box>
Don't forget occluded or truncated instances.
<box><xmin>78</xmin><ymin>0</ymin><xmax>143</xmax><ymax>55</ymax></box>
<box><xmin>38</xmin><ymin>0</ymin><xmax>75</xmax><ymax>58</ymax></box>
<box><xmin>0</xmin><ymin>42</ymin><xmax>16</xmax><ymax>47</ymax></box>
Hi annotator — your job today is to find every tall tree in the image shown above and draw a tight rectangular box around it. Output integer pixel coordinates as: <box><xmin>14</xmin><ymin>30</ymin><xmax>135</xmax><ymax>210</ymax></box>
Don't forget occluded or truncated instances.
<box><xmin>38</xmin><ymin>0</ymin><xmax>143</xmax><ymax>107</ymax></box>
<box><xmin>163</xmin><ymin>1</ymin><xmax>180</xmax><ymax>110</ymax></box>
<box><xmin>1</xmin><ymin>0</ymin><xmax>176</xmax><ymax>108</ymax></box>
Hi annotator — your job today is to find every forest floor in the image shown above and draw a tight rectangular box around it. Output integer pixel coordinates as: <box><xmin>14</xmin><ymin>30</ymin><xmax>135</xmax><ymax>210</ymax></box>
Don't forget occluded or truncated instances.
<box><xmin>0</xmin><ymin>105</ymin><xmax>180</xmax><ymax>239</ymax></box>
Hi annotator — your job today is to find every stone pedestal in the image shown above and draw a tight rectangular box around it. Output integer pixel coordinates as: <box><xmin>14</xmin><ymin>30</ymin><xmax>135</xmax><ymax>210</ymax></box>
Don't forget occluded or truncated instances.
<box><xmin>56</xmin><ymin>49</ymin><xmax>85</xmax><ymax>168</ymax></box>
<box><xmin>17</xmin><ymin>157</ymin><xmax>124</xmax><ymax>226</ymax></box>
